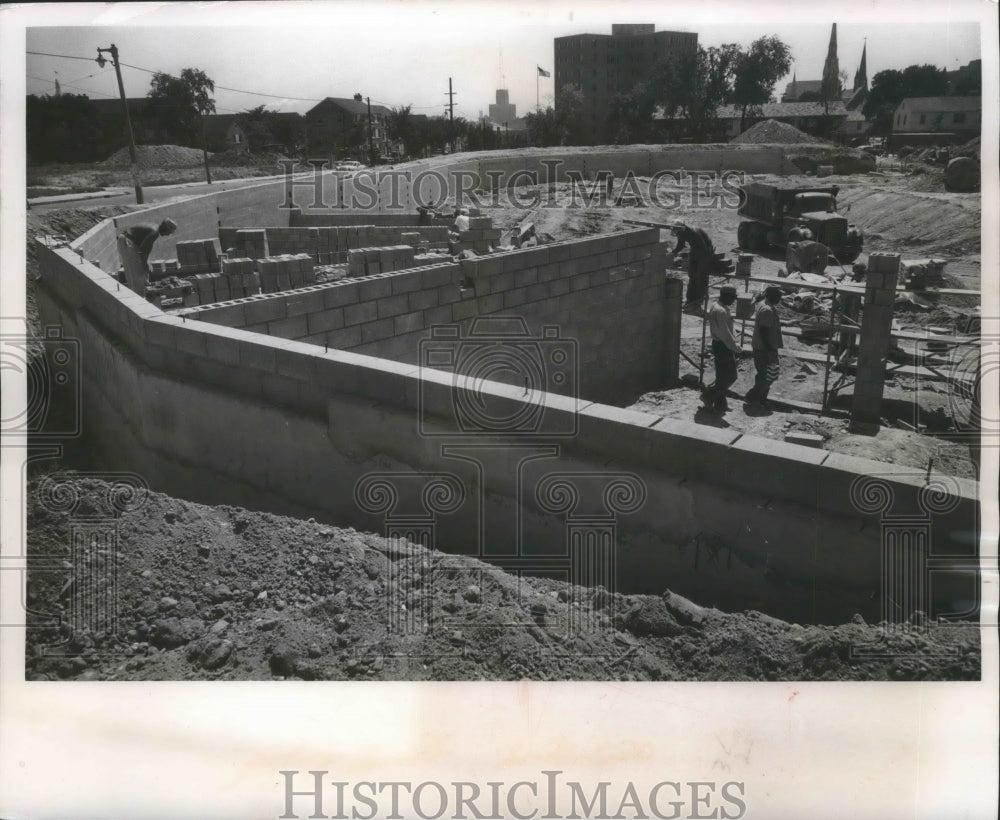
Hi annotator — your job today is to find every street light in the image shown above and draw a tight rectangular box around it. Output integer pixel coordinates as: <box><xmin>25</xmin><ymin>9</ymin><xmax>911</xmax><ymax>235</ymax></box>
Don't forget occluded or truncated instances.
<box><xmin>96</xmin><ymin>44</ymin><xmax>143</xmax><ymax>204</ymax></box>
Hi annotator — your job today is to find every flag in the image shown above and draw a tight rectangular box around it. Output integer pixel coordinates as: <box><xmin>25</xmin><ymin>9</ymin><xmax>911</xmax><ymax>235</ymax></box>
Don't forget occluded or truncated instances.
<box><xmin>537</xmin><ymin>66</ymin><xmax>550</xmax><ymax>78</ymax></box>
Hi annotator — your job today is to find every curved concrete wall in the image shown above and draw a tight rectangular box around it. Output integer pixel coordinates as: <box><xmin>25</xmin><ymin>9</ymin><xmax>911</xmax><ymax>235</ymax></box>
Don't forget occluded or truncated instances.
<box><xmin>35</xmin><ymin>216</ymin><xmax>978</xmax><ymax>622</ymax></box>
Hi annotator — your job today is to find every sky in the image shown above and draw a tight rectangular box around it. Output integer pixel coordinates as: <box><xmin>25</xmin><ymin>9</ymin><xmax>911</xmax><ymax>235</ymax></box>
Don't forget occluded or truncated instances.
<box><xmin>20</xmin><ymin>2</ymin><xmax>984</xmax><ymax>121</ymax></box>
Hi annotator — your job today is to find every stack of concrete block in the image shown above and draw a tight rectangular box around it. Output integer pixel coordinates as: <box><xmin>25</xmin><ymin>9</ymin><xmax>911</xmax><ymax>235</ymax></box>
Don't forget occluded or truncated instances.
<box><xmin>258</xmin><ymin>254</ymin><xmax>316</xmax><ymax>293</ymax></box>
<box><xmin>461</xmin><ymin>216</ymin><xmax>502</xmax><ymax>253</ymax></box>
<box><xmin>347</xmin><ymin>245</ymin><xmax>417</xmax><ymax>278</ymax></box>
<box><xmin>189</xmin><ymin>270</ymin><xmax>262</xmax><ymax>304</ymax></box>
<box><xmin>175</xmin><ymin>238</ymin><xmax>221</xmax><ymax>274</ymax></box>
<box><xmin>235</xmin><ymin>229</ymin><xmax>269</xmax><ymax>260</ymax></box>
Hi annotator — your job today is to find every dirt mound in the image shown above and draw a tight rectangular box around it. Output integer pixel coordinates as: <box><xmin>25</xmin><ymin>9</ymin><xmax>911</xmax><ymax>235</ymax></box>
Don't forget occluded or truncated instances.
<box><xmin>100</xmin><ymin>144</ymin><xmax>209</xmax><ymax>168</ymax></box>
<box><xmin>952</xmin><ymin>136</ymin><xmax>980</xmax><ymax>160</ymax></box>
<box><xmin>732</xmin><ymin>119</ymin><xmax>830</xmax><ymax>145</ymax></box>
<box><xmin>23</xmin><ymin>476</ymin><xmax>979</xmax><ymax>681</ymax></box>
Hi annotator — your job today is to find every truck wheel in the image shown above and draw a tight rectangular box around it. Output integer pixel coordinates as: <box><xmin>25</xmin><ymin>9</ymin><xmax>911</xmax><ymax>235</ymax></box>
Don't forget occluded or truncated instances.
<box><xmin>750</xmin><ymin>223</ymin><xmax>768</xmax><ymax>252</ymax></box>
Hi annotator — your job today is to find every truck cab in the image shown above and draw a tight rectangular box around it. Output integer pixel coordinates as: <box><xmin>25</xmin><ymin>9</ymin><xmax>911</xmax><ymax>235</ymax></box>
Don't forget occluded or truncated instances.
<box><xmin>737</xmin><ymin>183</ymin><xmax>863</xmax><ymax>263</ymax></box>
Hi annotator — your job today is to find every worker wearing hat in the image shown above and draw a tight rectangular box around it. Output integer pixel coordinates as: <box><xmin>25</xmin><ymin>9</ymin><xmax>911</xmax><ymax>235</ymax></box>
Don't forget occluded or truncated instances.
<box><xmin>117</xmin><ymin>217</ymin><xmax>178</xmax><ymax>296</ymax></box>
<box><xmin>744</xmin><ymin>286</ymin><xmax>784</xmax><ymax>411</ymax></box>
<box><xmin>701</xmin><ymin>285</ymin><xmax>742</xmax><ymax>414</ymax></box>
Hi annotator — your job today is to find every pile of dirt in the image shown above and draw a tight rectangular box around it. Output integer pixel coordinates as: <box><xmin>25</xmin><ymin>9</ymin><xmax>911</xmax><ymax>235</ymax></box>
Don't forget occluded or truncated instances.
<box><xmin>23</xmin><ymin>476</ymin><xmax>980</xmax><ymax>681</ymax></box>
<box><xmin>732</xmin><ymin>119</ymin><xmax>830</xmax><ymax>145</ymax></box>
<box><xmin>100</xmin><ymin>144</ymin><xmax>210</xmax><ymax>168</ymax></box>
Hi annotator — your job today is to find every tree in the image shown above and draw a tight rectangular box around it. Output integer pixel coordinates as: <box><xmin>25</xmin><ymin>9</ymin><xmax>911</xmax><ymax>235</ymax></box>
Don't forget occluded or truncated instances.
<box><xmin>554</xmin><ymin>83</ymin><xmax>586</xmax><ymax>145</ymax></box>
<box><xmin>388</xmin><ymin>105</ymin><xmax>414</xmax><ymax>156</ymax></box>
<box><xmin>608</xmin><ymin>82</ymin><xmax>659</xmax><ymax>144</ymax></box>
<box><xmin>862</xmin><ymin>64</ymin><xmax>949</xmax><ymax>134</ymax></box>
<box><xmin>26</xmin><ymin>93</ymin><xmax>110</xmax><ymax>163</ymax></box>
<box><xmin>657</xmin><ymin>44</ymin><xmax>742</xmax><ymax>141</ymax></box>
<box><xmin>732</xmin><ymin>36</ymin><xmax>792</xmax><ymax>129</ymax></box>
<box><xmin>237</xmin><ymin>105</ymin><xmax>305</xmax><ymax>153</ymax></box>
<box><xmin>238</xmin><ymin>105</ymin><xmax>275</xmax><ymax>151</ymax></box>
<box><xmin>147</xmin><ymin>68</ymin><xmax>216</xmax><ymax>146</ymax></box>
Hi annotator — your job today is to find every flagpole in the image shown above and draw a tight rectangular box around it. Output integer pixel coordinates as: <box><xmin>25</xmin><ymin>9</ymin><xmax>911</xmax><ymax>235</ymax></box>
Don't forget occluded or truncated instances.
<box><xmin>537</xmin><ymin>70</ymin><xmax>539</xmax><ymax>111</ymax></box>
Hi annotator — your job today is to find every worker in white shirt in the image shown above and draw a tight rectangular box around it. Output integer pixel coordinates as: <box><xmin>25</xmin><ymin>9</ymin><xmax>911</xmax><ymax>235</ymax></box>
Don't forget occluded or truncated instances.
<box><xmin>701</xmin><ymin>285</ymin><xmax>742</xmax><ymax>414</ymax></box>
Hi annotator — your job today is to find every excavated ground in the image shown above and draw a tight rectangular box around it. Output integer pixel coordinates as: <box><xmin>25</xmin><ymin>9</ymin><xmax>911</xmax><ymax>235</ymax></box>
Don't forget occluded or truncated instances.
<box><xmin>24</xmin><ymin>478</ymin><xmax>980</xmax><ymax>682</ymax></box>
<box><xmin>19</xmin><ymin>156</ymin><xmax>985</xmax><ymax>681</ymax></box>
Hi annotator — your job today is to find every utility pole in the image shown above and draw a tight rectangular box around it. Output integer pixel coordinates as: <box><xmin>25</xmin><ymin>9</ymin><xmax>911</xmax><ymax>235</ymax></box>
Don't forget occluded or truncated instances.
<box><xmin>446</xmin><ymin>78</ymin><xmax>456</xmax><ymax>154</ymax></box>
<box><xmin>366</xmin><ymin>96</ymin><xmax>375</xmax><ymax>166</ymax></box>
<box><xmin>96</xmin><ymin>44</ymin><xmax>143</xmax><ymax>204</ymax></box>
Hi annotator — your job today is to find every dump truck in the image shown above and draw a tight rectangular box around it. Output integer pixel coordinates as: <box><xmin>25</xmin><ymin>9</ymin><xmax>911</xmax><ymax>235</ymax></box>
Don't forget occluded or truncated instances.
<box><xmin>736</xmin><ymin>183</ymin><xmax>864</xmax><ymax>263</ymax></box>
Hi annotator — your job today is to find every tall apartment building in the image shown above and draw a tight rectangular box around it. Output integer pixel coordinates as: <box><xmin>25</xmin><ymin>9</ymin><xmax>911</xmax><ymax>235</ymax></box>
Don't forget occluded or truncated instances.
<box><xmin>554</xmin><ymin>23</ymin><xmax>697</xmax><ymax>139</ymax></box>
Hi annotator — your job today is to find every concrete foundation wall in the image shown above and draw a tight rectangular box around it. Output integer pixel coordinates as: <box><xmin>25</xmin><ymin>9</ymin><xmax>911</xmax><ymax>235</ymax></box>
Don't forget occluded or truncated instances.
<box><xmin>177</xmin><ymin>228</ymin><xmax>669</xmax><ymax>405</ymax></box>
<box><xmin>34</xmin><ymin>239</ymin><xmax>979</xmax><ymax>623</ymax></box>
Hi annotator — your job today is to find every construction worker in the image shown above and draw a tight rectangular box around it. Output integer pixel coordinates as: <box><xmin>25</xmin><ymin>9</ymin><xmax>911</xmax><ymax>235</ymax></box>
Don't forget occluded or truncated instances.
<box><xmin>701</xmin><ymin>285</ymin><xmax>742</xmax><ymax>414</ymax></box>
<box><xmin>671</xmin><ymin>223</ymin><xmax>714</xmax><ymax>309</ymax></box>
<box><xmin>448</xmin><ymin>207</ymin><xmax>470</xmax><ymax>255</ymax></box>
<box><xmin>117</xmin><ymin>218</ymin><xmax>177</xmax><ymax>296</ymax></box>
<box><xmin>744</xmin><ymin>286</ymin><xmax>784</xmax><ymax>411</ymax></box>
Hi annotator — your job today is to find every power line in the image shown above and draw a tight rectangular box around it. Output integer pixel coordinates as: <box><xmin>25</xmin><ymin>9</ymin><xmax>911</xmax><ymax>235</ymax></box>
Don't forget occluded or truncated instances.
<box><xmin>26</xmin><ymin>50</ymin><xmax>97</xmax><ymax>62</ymax></box>
<box><xmin>29</xmin><ymin>48</ymin><xmax>459</xmax><ymax>114</ymax></box>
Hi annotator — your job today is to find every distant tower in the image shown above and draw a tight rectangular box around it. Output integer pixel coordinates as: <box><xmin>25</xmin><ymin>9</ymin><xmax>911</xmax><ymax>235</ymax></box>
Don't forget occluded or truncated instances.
<box><xmin>821</xmin><ymin>22</ymin><xmax>840</xmax><ymax>101</ymax></box>
<box><xmin>853</xmin><ymin>40</ymin><xmax>868</xmax><ymax>91</ymax></box>
<box><xmin>791</xmin><ymin>72</ymin><xmax>797</xmax><ymax>100</ymax></box>
<box><xmin>54</xmin><ymin>72</ymin><xmax>61</xmax><ymax>97</ymax></box>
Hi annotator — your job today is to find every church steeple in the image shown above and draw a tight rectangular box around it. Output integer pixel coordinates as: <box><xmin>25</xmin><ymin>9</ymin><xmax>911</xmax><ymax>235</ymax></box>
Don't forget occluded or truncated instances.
<box><xmin>853</xmin><ymin>40</ymin><xmax>868</xmax><ymax>91</ymax></box>
<box><xmin>821</xmin><ymin>23</ymin><xmax>841</xmax><ymax>101</ymax></box>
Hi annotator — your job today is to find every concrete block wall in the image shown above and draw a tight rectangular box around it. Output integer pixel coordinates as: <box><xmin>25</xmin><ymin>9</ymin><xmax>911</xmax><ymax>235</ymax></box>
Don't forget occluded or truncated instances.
<box><xmin>179</xmin><ymin>227</ymin><xmax>670</xmax><ymax>405</ymax></box>
<box><xmin>34</xmin><ymin>237</ymin><xmax>979</xmax><ymax>622</ymax></box>
<box><xmin>73</xmin><ymin>175</ymin><xmax>301</xmax><ymax>272</ymax></box>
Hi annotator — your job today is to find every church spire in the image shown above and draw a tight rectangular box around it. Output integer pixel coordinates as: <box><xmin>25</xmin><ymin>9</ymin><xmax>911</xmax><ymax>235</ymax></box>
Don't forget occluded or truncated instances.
<box><xmin>853</xmin><ymin>39</ymin><xmax>868</xmax><ymax>91</ymax></box>
<box><xmin>821</xmin><ymin>22</ymin><xmax>840</xmax><ymax>101</ymax></box>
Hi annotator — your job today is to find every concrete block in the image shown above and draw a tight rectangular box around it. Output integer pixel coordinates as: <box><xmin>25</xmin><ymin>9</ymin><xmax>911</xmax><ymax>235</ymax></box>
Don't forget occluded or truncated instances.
<box><xmin>725</xmin><ymin>434</ymin><xmax>827</xmax><ymax>503</ymax></box>
<box><xmin>524</xmin><ymin>282</ymin><xmax>551</xmax><ymax>303</ymax></box>
<box><xmin>423</xmin><ymin>305</ymin><xmax>452</xmax><ymax>327</ymax></box>
<box><xmin>390</xmin><ymin>271</ymin><xmax>424</xmax><ymax>295</ymax></box>
<box><xmin>323</xmin><ymin>283</ymin><xmax>360</xmax><ymax>309</ymax></box>
<box><xmin>325</xmin><ymin>325</ymin><xmax>363</xmax><ymax>350</ymax></box>
<box><xmin>244</xmin><ymin>296</ymin><xmax>287</xmax><ymax>325</ymax></box>
<box><xmin>489</xmin><ymin>271</ymin><xmax>516</xmax><ymax>294</ymax></box>
<box><xmin>476</xmin><ymin>293</ymin><xmax>504</xmax><ymax>314</ymax></box>
<box><xmin>376</xmin><ymin>293</ymin><xmax>411</xmax><ymax>319</ymax></box>
<box><xmin>420</xmin><ymin>265</ymin><xmax>457</xmax><ymax>289</ymax></box>
<box><xmin>784</xmin><ymin>431</ymin><xmax>824</xmax><ymax>448</ymax></box>
<box><xmin>268</xmin><ymin>313</ymin><xmax>309</xmax><ymax>339</ymax></box>
<box><xmin>451</xmin><ymin>298</ymin><xmax>478</xmax><ymax>321</ymax></box>
<box><xmin>550</xmin><ymin>278</ymin><xmax>571</xmax><ymax>297</ymax></box>
<box><xmin>361</xmin><ymin>317</ymin><xmax>395</xmax><ymax>344</ymax></box>
<box><xmin>239</xmin><ymin>337</ymin><xmax>280</xmax><ymax>373</ymax></box>
<box><xmin>513</xmin><ymin>267</ymin><xmax>538</xmax><ymax>288</ymax></box>
<box><xmin>344</xmin><ymin>300</ymin><xmax>378</xmax><ymax>326</ymax></box>
<box><xmin>274</xmin><ymin>341</ymin><xmax>321</xmax><ymax>381</ymax></box>
<box><xmin>407</xmin><ymin>288</ymin><xmax>439</xmax><ymax>312</ymax></box>
<box><xmin>204</xmin><ymin>328</ymin><xmax>242</xmax><ymax>366</ymax></box>
<box><xmin>172</xmin><ymin>321</ymin><xmax>209</xmax><ymax>356</ymax></box>
<box><xmin>394</xmin><ymin>312</ymin><xmax>424</xmax><ymax>336</ymax></box>
<box><xmin>502</xmin><ymin>289</ymin><xmax>528</xmax><ymax>308</ymax></box>
<box><xmin>306</xmin><ymin>308</ymin><xmax>346</xmax><ymax>335</ymax></box>
<box><xmin>285</xmin><ymin>292</ymin><xmax>324</xmax><ymax>318</ymax></box>
<box><xmin>357</xmin><ymin>277</ymin><xmax>393</xmax><ymax>301</ymax></box>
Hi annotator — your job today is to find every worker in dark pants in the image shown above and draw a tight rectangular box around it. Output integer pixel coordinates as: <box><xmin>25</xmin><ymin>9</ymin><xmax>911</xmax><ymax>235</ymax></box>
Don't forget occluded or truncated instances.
<box><xmin>671</xmin><ymin>223</ymin><xmax>713</xmax><ymax>309</ymax></box>
<box><xmin>744</xmin><ymin>286</ymin><xmax>784</xmax><ymax>412</ymax></box>
<box><xmin>701</xmin><ymin>285</ymin><xmax>741</xmax><ymax>414</ymax></box>
<box><xmin>117</xmin><ymin>218</ymin><xmax>177</xmax><ymax>295</ymax></box>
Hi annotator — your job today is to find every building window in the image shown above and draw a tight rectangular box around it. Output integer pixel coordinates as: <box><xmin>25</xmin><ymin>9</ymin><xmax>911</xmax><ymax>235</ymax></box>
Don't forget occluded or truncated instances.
<box><xmin>919</xmin><ymin>114</ymin><xmax>926</xmax><ymax>125</ymax></box>
<box><xmin>953</xmin><ymin>111</ymin><xmax>966</xmax><ymax>124</ymax></box>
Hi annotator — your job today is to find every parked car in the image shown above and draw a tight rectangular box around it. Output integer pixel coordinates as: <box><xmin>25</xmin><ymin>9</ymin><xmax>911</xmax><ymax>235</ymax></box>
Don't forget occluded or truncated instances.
<box><xmin>335</xmin><ymin>160</ymin><xmax>363</xmax><ymax>172</ymax></box>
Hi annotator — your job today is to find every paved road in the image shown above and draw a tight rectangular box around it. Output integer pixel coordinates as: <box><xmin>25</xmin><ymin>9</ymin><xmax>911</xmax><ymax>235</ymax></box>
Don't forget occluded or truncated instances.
<box><xmin>28</xmin><ymin>172</ymin><xmax>319</xmax><ymax>213</ymax></box>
